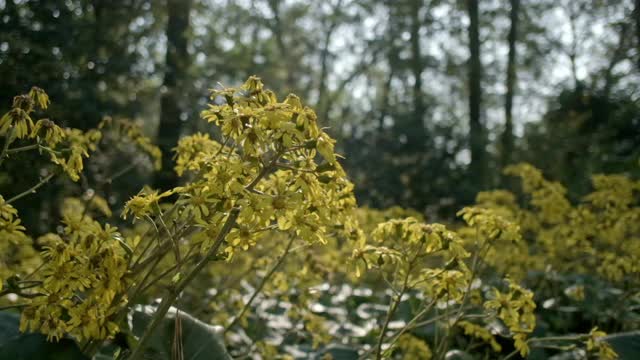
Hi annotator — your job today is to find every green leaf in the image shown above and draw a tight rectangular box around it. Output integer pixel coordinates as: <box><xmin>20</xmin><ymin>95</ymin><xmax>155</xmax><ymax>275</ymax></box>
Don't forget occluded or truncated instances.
<box><xmin>314</xmin><ymin>344</ymin><xmax>359</xmax><ymax>360</ymax></box>
<box><xmin>130</xmin><ymin>305</ymin><xmax>232</xmax><ymax>360</ymax></box>
<box><xmin>0</xmin><ymin>311</ymin><xmax>87</xmax><ymax>360</ymax></box>
<box><xmin>604</xmin><ymin>332</ymin><xmax>640</xmax><ymax>360</ymax></box>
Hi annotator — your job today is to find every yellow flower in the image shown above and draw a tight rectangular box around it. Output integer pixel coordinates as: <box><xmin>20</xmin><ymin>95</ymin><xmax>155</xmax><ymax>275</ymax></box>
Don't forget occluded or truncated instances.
<box><xmin>123</xmin><ymin>188</ymin><xmax>173</xmax><ymax>220</ymax></box>
<box><xmin>458</xmin><ymin>321</ymin><xmax>502</xmax><ymax>352</ymax></box>
<box><xmin>513</xmin><ymin>333</ymin><xmax>530</xmax><ymax>357</ymax></box>
<box><xmin>484</xmin><ymin>282</ymin><xmax>536</xmax><ymax>353</ymax></box>
<box><xmin>31</xmin><ymin>118</ymin><xmax>66</xmax><ymax>146</ymax></box>
<box><xmin>504</xmin><ymin>163</ymin><xmax>571</xmax><ymax>224</ymax></box>
<box><xmin>0</xmin><ymin>196</ymin><xmax>28</xmax><ymax>244</ymax></box>
<box><xmin>586</xmin><ymin>327</ymin><xmax>617</xmax><ymax>360</ymax></box>
<box><xmin>0</xmin><ymin>108</ymin><xmax>33</xmax><ymax>138</ymax></box>
<box><xmin>22</xmin><ymin>218</ymin><xmax>129</xmax><ymax>342</ymax></box>
<box><xmin>458</xmin><ymin>207</ymin><xmax>522</xmax><ymax>243</ymax></box>
<box><xmin>48</xmin><ymin>128</ymin><xmax>101</xmax><ymax>181</ymax></box>
<box><xmin>29</xmin><ymin>86</ymin><xmax>50</xmax><ymax>110</ymax></box>
<box><xmin>393</xmin><ymin>334</ymin><xmax>433</xmax><ymax>360</ymax></box>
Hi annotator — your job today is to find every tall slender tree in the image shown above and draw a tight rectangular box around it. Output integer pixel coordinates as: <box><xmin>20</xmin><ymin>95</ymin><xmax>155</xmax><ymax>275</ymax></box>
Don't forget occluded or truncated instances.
<box><xmin>155</xmin><ymin>0</ymin><xmax>193</xmax><ymax>190</ymax></box>
<box><xmin>317</xmin><ymin>0</ymin><xmax>344</xmax><ymax>124</ymax></box>
<box><xmin>501</xmin><ymin>0</ymin><xmax>520</xmax><ymax>171</ymax></box>
<box><xmin>635</xmin><ymin>0</ymin><xmax>640</xmax><ymax>71</ymax></box>
<box><xmin>466</xmin><ymin>0</ymin><xmax>486</xmax><ymax>189</ymax></box>
<box><xmin>410</xmin><ymin>0</ymin><xmax>426</xmax><ymax>135</ymax></box>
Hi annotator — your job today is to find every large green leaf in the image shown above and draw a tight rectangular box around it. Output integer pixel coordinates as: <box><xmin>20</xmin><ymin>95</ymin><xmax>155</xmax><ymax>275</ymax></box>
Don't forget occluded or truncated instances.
<box><xmin>130</xmin><ymin>305</ymin><xmax>232</xmax><ymax>360</ymax></box>
<box><xmin>0</xmin><ymin>311</ymin><xmax>87</xmax><ymax>360</ymax></box>
<box><xmin>605</xmin><ymin>332</ymin><xmax>640</xmax><ymax>360</ymax></box>
<box><xmin>314</xmin><ymin>344</ymin><xmax>359</xmax><ymax>360</ymax></box>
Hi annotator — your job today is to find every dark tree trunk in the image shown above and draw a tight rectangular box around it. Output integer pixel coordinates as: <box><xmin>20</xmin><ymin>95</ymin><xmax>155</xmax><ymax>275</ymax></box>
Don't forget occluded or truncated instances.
<box><xmin>317</xmin><ymin>1</ymin><xmax>342</xmax><ymax>124</ymax></box>
<box><xmin>634</xmin><ymin>0</ymin><xmax>640</xmax><ymax>71</ymax></box>
<box><xmin>466</xmin><ymin>0</ymin><xmax>486</xmax><ymax>188</ymax></box>
<box><xmin>501</xmin><ymin>0</ymin><xmax>519</xmax><ymax>171</ymax></box>
<box><xmin>409</xmin><ymin>0</ymin><xmax>426</xmax><ymax>145</ymax></box>
<box><xmin>268</xmin><ymin>0</ymin><xmax>295</xmax><ymax>92</ymax></box>
<box><xmin>378</xmin><ymin>69</ymin><xmax>394</xmax><ymax>132</ymax></box>
<box><xmin>603</xmin><ymin>23</ymin><xmax>629</xmax><ymax>99</ymax></box>
<box><xmin>154</xmin><ymin>0</ymin><xmax>192</xmax><ymax>190</ymax></box>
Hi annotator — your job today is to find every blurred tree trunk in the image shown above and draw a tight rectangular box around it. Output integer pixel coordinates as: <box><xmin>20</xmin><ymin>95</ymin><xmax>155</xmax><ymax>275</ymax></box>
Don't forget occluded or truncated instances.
<box><xmin>501</xmin><ymin>0</ymin><xmax>519</xmax><ymax>172</ymax></box>
<box><xmin>603</xmin><ymin>23</ymin><xmax>628</xmax><ymax>99</ymax></box>
<box><xmin>466</xmin><ymin>0</ymin><xmax>486</xmax><ymax>188</ymax></box>
<box><xmin>317</xmin><ymin>0</ymin><xmax>343</xmax><ymax>124</ymax></box>
<box><xmin>409</xmin><ymin>0</ymin><xmax>426</xmax><ymax>142</ymax></box>
<box><xmin>154</xmin><ymin>0</ymin><xmax>192</xmax><ymax>190</ymax></box>
<box><xmin>635</xmin><ymin>0</ymin><xmax>640</xmax><ymax>71</ymax></box>
<box><xmin>378</xmin><ymin>69</ymin><xmax>394</xmax><ymax>132</ymax></box>
<box><xmin>268</xmin><ymin>0</ymin><xmax>295</xmax><ymax>92</ymax></box>
<box><xmin>566</xmin><ymin>1</ymin><xmax>579</xmax><ymax>88</ymax></box>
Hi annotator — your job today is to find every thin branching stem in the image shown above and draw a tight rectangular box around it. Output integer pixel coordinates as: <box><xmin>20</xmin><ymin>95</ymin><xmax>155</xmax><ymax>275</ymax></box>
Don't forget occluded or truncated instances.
<box><xmin>126</xmin><ymin>207</ymin><xmax>240</xmax><ymax>360</ymax></box>
<box><xmin>0</xmin><ymin>126</ymin><xmax>16</xmax><ymax>167</ymax></box>
<box><xmin>375</xmin><ymin>264</ymin><xmax>411</xmax><ymax>360</ymax></box>
<box><xmin>6</xmin><ymin>172</ymin><xmax>56</xmax><ymax>204</ymax></box>
<box><xmin>128</xmin><ymin>151</ymin><xmax>281</xmax><ymax>360</ymax></box>
<box><xmin>6</xmin><ymin>143</ymin><xmax>39</xmax><ymax>153</ymax></box>
<box><xmin>224</xmin><ymin>235</ymin><xmax>296</xmax><ymax>334</ymax></box>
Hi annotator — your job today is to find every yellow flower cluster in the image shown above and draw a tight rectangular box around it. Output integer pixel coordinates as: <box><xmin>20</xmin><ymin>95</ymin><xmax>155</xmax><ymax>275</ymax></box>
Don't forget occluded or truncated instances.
<box><xmin>123</xmin><ymin>188</ymin><xmax>173</xmax><ymax>220</ymax></box>
<box><xmin>498</xmin><ymin>163</ymin><xmax>640</xmax><ymax>284</ymax></box>
<box><xmin>20</xmin><ymin>214</ymin><xmax>129</xmax><ymax>342</ymax></box>
<box><xmin>458</xmin><ymin>206</ymin><xmax>522</xmax><ymax>243</ymax></box>
<box><xmin>586</xmin><ymin>327</ymin><xmax>617</xmax><ymax>360</ymax></box>
<box><xmin>457</xmin><ymin>205</ymin><xmax>531</xmax><ymax>279</ymax></box>
<box><xmin>173</xmin><ymin>133</ymin><xmax>224</xmax><ymax>176</ymax></box>
<box><xmin>370</xmin><ymin>218</ymin><xmax>469</xmax><ymax>258</ymax></box>
<box><xmin>0</xmin><ymin>87</ymin><xmax>67</xmax><ymax>154</ymax></box>
<box><xmin>484</xmin><ymin>282</ymin><xmax>536</xmax><ymax>357</ymax></box>
<box><xmin>393</xmin><ymin>334</ymin><xmax>433</xmax><ymax>360</ymax></box>
<box><xmin>138</xmin><ymin>76</ymin><xmax>362</xmax><ymax>258</ymax></box>
<box><xmin>0</xmin><ymin>88</ymin><xmax>160</xmax><ymax>195</ymax></box>
<box><xmin>49</xmin><ymin>128</ymin><xmax>102</xmax><ymax>181</ymax></box>
<box><xmin>355</xmin><ymin>217</ymin><xmax>471</xmax><ymax>302</ymax></box>
<box><xmin>31</xmin><ymin>118</ymin><xmax>66</xmax><ymax>147</ymax></box>
<box><xmin>0</xmin><ymin>178</ymin><xmax>41</xmax><ymax>295</ymax></box>
<box><xmin>0</xmin><ymin>195</ymin><xmax>28</xmax><ymax>244</ymax></box>
<box><xmin>457</xmin><ymin>320</ymin><xmax>502</xmax><ymax>352</ymax></box>
<box><xmin>504</xmin><ymin>163</ymin><xmax>571</xmax><ymax>225</ymax></box>
<box><xmin>0</xmin><ymin>197</ymin><xmax>40</xmax><ymax>293</ymax></box>
<box><xmin>0</xmin><ymin>87</ymin><xmax>49</xmax><ymax>138</ymax></box>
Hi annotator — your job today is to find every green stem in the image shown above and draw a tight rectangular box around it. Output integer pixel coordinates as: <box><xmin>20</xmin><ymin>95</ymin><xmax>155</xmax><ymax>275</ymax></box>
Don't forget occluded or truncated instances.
<box><xmin>501</xmin><ymin>348</ymin><xmax>520</xmax><ymax>360</ymax></box>
<box><xmin>224</xmin><ymin>235</ymin><xmax>295</xmax><ymax>334</ymax></box>
<box><xmin>0</xmin><ymin>126</ymin><xmax>16</xmax><ymax>167</ymax></box>
<box><xmin>127</xmin><ymin>151</ymin><xmax>281</xmax><ymax>360</ymax></box>
<box><xmin>126</xmin><ymin>208</ymin><xmax>240</xmax><ymax>360</ymax></box>
<box><xmin>375</xmin><ymin>268</ymin><xmax>410</xmax><ymax>360</ymax></box>
<box><xmin>437</xmin><ymin>240</ymin><xmax>488</xmax><ymax>358</ymax></box>
<box><xmin>6</xmin><ymin>143</ymin><xmax>39</xmax><ymax>153</ymax></box>
<box><xmin>6</xmin><ymin>172</ymin><xmax>56</xmax><ymax>204</ymax></box>
<box><xmin>375</xmin><ymin>299</ymin><xmax>438</xmax><ymax>359</ymax></box>
<box><xmin>0</xmin><ymin>303</ymin><xmax>29</xmax><ymax>311</ymax></box>
<box><xmin>528</xmin><ymin>334</ymin><xmax>588</xmax><ymax>342</ymax></box>
<box><xmin>137</xmin><ymin>244</ymin><xmax>199</xmax><ymax>297</ymax></box>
